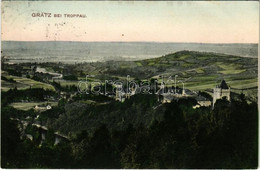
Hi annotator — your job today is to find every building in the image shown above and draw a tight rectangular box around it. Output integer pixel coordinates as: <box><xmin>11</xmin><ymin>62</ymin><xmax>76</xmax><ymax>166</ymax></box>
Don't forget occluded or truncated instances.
<box><xmin>115</xmin><ymin>84</ymin><xmax>126</xmax><ymax>102</ymax></box>
<box><xmin>34</xmin><ymin>104</ymin><xmax>52</xmax><ymax>111</ymax></box>
<box><xmin>213</xmin><ymin>80</ymin><xmax>230</xmax><ymax>107</ymax></box>
<box><xmin>193</xmin><ymin>95</ymin><xmax>212</xmax><ymax>109</ymax></box>
<box><xmin>157</xmin><ymin>85</ymin><xmax>198</xmax><ymax>103</ymax></box>
<box><xmin>115</xmin><ymin>84</ymin><xmax>141</xmax><ymax>102</ymax></box>
<box><xmin>160</xmin><ymin>94</ymin><xmax>174</xmax><ymax>103</ymax></box>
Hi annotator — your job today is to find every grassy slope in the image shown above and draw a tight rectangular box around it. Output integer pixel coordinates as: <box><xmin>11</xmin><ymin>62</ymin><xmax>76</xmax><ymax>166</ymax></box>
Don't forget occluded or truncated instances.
<box><xmin>9</xmin><ymin>101</ymin><xmax>58</xmax><ymax>111</ymax></box>
<box><xmin>99</xmin><ymin>50</ymin><xmax>257</xmax><ymax>88</ymax></box>
<box><xmin>2</xmin><ymin>50</ymin><xmax>257</xmax><ymax>99</ymax></box>
<box><xmin>1</xmin><ymin>71</ymin><xmax>55</xmax><ymax>91</ymax></box>
<box><xmin>76</xmin><ymin>50</ymin><xmax>257</xmax><ymax>98</ymax></box>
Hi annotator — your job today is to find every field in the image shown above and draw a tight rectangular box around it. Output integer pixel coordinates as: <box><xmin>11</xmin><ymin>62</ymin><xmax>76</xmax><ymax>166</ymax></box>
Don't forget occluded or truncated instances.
<box><xmin>216</xmin><ymin>62</ymin><xmax>246</xmax><ymax>74</ymax></box>
<box><xmin>1</xmin><ymin>71</ymin><xmax>55</xmax><ymax>91</ymax></box>
<box><xmin>67</xmin><ymin>51</ymin><xmax>258</xmax><ymax>101</ymax></box>
<box><xmin>55</xmin><ymin>80</ymin><xmax>79</xmax><ymax>87</ymax></box>
<box><xmin>2</xmin><ymin>50</ymin><xmax>258</xmax><ymax>101</ymax></box>
<box><xmin>9</xmin><ymin>101</ymin><xmax>58</xmax><ymax>111</ymax></box>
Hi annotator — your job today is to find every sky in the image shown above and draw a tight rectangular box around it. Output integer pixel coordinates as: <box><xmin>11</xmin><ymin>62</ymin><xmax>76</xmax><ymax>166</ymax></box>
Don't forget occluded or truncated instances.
<box><xmin>1</xmin><ymin>1</ymin><xmax>259</xmax><ymax>43</ymax></box>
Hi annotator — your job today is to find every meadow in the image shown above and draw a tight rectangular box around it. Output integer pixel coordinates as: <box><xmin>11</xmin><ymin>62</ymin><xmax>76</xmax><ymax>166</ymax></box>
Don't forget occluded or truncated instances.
<box><xmin>1</xmin><ymin>71</ymin><xmax>55</xmax><ymax>91</ymax></box>
<box><xmin>9</xmin><ymin>101</ymin><xmax>58</xmax><ymax>111</ymax></box>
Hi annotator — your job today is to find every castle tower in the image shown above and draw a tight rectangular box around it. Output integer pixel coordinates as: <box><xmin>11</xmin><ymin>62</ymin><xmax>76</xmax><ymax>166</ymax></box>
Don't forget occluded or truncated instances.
<box><xmin>182</xmin><ymin>89</ymin><xmax>185</xmax><ymax>96</ymax></box>
<box><xmin>213</xmin><ymin>80</ymin><xmax>230</xmax><ymax>107</ymax></box>
<box><xmin>115</xmin><ymin>84</ymin><xmax>126</xmax><ymax>102</ymax></box>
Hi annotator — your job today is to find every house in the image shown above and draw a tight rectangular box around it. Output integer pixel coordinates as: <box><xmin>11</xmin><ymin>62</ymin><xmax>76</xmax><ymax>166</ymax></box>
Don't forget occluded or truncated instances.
<box><xmin>34</xmin><ymin>104</ymin><xmax>52</xmax><ymax>111</ymax></box>
<box><xmin>115</xmin><ymin>84</ymin><xmax>142</xmax><ymax>102</ymax></box>
<box><xmin>46</xmin><ymin>105</ymin><xmax>52</xmax><ymax>110</ymax></box>
<box><xmin>161</xmin><ymin>94</ymin><xmax>174</xmax><ymax>103</ymax></box>
<box><xmin>106</xmin><ymin>92</ymin><xmax>116</xmax><ymax>98</ymax></box>
<box><xmin>156</xmin><ymin>84</ymin><xmax>212</xmax><ymax>108</ymax></box>
<box><xmin>193</xmin><ymin>95</ymin><xmax>212</xmax><ymax>109</ymax></box>
<box><xmin>157</xmin><ymin>85</ymin><xmax>198</xmax><ymax>103</ymax></box>
<box><xmin>115</xmin><ymin>84</ymin><xmax>125</xmax><ymax>102</ymax></box>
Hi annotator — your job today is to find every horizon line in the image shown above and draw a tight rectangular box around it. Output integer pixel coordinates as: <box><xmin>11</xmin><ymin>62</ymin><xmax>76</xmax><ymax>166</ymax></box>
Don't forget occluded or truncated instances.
<box><xmin>1</xmin><ymin>40</ymin><xmax>258</xmax><ymax>45</ymax></box>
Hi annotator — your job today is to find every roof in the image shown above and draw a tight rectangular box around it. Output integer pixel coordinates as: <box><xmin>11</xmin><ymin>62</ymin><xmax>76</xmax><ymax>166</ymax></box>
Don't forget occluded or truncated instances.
<box><xmin>219</xmin><ymin>80</ymin><xmax>229</xmax><ymax>89</ymax></box>
<box><xmin>196</xmin><ymin>95</ymin><xmax>209</xmax><ymax>101</ymax></box>
<box><xmin>185</xmin><ymin>89</ymin><xmax>196</xmax><ymax>96</ymax></box>
<box><xmin>163</xmin><ymin>94</ymin><xmax>174</xmax><ymax>101</ymax></box>
<box><xmin>158</xmin><ymin>87</ymin><xmax>183</xmax><ymax>95</ymax></box>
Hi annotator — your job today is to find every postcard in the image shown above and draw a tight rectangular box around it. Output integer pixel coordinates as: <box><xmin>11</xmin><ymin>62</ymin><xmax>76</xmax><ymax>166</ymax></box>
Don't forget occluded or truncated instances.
<box><xmin>1</xmin><ymin>1</ymin><xmax>259</xmax><ymax>169</ymax></box>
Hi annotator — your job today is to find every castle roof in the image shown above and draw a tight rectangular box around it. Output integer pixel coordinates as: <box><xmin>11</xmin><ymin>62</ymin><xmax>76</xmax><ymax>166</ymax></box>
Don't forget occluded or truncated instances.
<box><xmin>219</xmin><ymin>80</ymin><xmax>229</xmax><ymax>89</ymax></box>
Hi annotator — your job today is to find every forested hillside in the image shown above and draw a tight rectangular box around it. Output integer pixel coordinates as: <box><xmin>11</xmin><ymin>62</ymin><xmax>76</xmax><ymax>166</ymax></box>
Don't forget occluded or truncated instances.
<box><xmin>2</xmin><ymin>89</ymin><xmax>258</xmax><ymax>168</ymax></box>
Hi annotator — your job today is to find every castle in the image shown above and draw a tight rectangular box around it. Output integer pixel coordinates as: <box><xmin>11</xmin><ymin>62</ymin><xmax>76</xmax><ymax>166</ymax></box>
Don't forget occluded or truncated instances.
<box><xmin>114</xmin><ymin>79</ymin><xmax>230</xmax><ymax>109</ymax></box>
<box><xmin>213</xmin><ymin>80</ymin><xmax>230</xmax><ymax>107</ymax></box>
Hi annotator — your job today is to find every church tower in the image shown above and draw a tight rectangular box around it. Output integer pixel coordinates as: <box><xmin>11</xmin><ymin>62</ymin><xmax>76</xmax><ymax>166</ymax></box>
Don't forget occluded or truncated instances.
<box><xmin>213</xmin><ymin>80</ymin><xmax>230</xmax><ymax>107</ymax></box>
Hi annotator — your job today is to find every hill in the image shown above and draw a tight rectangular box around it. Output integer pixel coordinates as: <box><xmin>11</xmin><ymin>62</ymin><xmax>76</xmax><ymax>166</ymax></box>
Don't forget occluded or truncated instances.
<box><xmin>2</xmin><ymin>41</ymin><xmax>257</xmax><ymax>63</ymax></box>
<box><xmin>68</xmin><ymin>51</ymin><xmax>257</xmax><ymax>99</ymax></box>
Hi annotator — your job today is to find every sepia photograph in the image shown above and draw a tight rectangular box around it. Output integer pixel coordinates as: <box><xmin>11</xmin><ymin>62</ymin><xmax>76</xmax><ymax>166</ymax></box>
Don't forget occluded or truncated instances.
<box><xmin>1</xmin><ymin>1</ymin><xmax>259</xmax><ymax>169</ymax></box>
